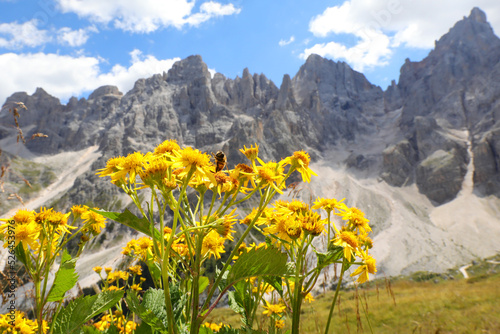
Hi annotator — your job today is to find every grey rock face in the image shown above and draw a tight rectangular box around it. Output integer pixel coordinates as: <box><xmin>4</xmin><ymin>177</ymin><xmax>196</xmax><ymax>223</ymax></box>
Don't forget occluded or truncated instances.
<box><xmin>381</xmin><ymin>140</ymin><xmax>418</xmax><ymax>187</ymax></box>
<box><xmin>416</xmin><ymin>149</ymin><xmax>469</xmax><ymax>204</ymax></box>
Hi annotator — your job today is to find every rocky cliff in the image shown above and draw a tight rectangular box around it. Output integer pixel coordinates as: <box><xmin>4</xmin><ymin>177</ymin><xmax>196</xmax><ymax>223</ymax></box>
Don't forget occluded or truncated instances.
<box><xmin>1</xmin><ymin>7</ymin><xmax>500</xmax><ymax>276</ymax></box>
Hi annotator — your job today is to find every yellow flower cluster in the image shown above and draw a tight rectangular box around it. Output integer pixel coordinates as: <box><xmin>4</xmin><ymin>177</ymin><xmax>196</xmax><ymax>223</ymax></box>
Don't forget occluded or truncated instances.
<box><xmin>251</xmin><ymin>200</ymin><xmax>325</xmax><ymax>245</ymax></box>
<box><xmin>93</xmin><ymin>310</ymin><xmax>137</xmax><ymax>334</ymax></box>
<box><xmin>0</xmin><ymin>206</ymin><xmax>106</xmax><ymax>254</ymax></box>
<box><xmin>313</xmin><ymin>197</ymin><xmax>377</xmax><ymax>283</ymax></box>
<box><xmin>203</xmin><ymin>322</ymin><xmax>230</xmax><ymax>332</ymax></box>
<box><xmin>93</xmin><ymin>265</ymin><xmax>146</xmax><ymax>292</ymax></box>
<box><xmin>0</xmin><ymin>311</ymin><xmax>47</xmax><ymax>334</ymax></box>
<box><xmin>97</xmin><ymin>140</ymin><xmax>317</xmax><ymax>197</ymax></box>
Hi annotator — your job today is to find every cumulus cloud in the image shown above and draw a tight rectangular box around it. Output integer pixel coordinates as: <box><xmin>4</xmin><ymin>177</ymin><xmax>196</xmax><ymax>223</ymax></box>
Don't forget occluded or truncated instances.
<box><xmin>0</xmin><ymin>51</ymin><xmax>180</xmax><ymax>104</ymax></box>
<box><xmin>303</xmin><ymin>0</ymin><xmax>500</xmax><ymax>69</ymax></box>
<box><xmin>0</xmin><ymin>19</ymin><xmax>98</xmax><ymax>49</ymax></box>
<box><xmin>56</xmin><ymin>0</ymin><xmax>241</xmax><ymax>33</ymax></box>
<box><xmin>98</xmin><ymin>50</ymin><xmax>181</xmax><ymax>94</ymax></box>
<box><xmin>57</xmin><ymin>26</ymin><xmax>98</xmax><ymax>47</ymax></box>
<box><xmin>279</xmin><ymin>36</ymin><xmax>295</xmax><ymax>46</ymax></box>
<box><xmin>0</xmin><ymin>20</ymin><xmax>51</xmax><ymax>49</ymax></box>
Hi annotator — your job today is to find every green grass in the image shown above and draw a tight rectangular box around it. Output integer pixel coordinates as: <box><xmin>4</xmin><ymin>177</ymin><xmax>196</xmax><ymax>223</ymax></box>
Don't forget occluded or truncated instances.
<box><xmin>207</xmin><ymin>257</ymin><xmax>500</xmax><ymax>333</ymax></box>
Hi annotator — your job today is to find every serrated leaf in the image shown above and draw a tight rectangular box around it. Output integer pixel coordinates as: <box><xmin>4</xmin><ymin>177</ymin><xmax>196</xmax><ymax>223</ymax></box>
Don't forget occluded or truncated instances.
<box><xmin>52</xmin><ymin>290</ymin><xmax>123</xmax><ymax>334</ymax></box>
<box><xmin>47</xmin><ymin>249</ymin><xmax>79</xmax><ymax>302</ymax></box>
<box><xmin>226</xmin><ymin>246</ymin><xmax>289</xmax><ymax>287</ymax></box>
<box><xmin>92</xmin><ymin>209</ymin><xmax>161</xmax><ymax>239</ymax></box>
<box><xmin>126</xmin><ymin>290</ymin><xmax>168</xmax><ymax>332</ymax></box>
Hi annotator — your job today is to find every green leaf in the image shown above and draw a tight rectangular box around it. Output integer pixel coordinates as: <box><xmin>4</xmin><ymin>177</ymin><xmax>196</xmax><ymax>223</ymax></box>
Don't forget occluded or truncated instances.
<box><xmin>92</xmin><ymin>209</ymin><xmax>161</xmax><ymax>239</ymax></box>
<box><xmin>126</xmin><ymin>290</ymin><xmax>168</xmax><ymax>332</ymax></box>
<box><xmin>134</xmin><ymin>321</ymin><xmax>153</xmax><ymax>334</ymax></box>
<box><xmin>226</xmin><ymin>246</ymin><xmax>289</xmax><ymax>288</ymax></box>
<box><xmin>198</xmin><ymin>276</ymin><xmax>209</xmax><ymax>295</ymax></box>
<box><xmin>47</xmin><ymin>249</ymin><xmax>79</xmax><ymax>302</ymax></box>
<box><xmin>146</xmin><ymin>253</ymin><xmax>162</xmax><ymax>286</ymax></box>
<box><xmin>14</xmin><ymin>242</ymin><xmax>29</xmax><ymax>268</ymax></box>
<box><xmin>227</xmin><ymin>289</ymin><xmax>245</xmax><ymax>315</ymax></box>
<box><xmin>79</xmin><ymin>325</ymin><xmax>101</xmax><ymax>334</ymax></box>
<box><xmin>52</xmin><ymin>290</ymin><xmax>123</xmax><ymax>334</ymax></box>
<box><xmin>263</xmin><ymin>276</ymin><xmax>283</xmax><ymax>297</ymax></box>
<box><xmin>316</xmin><ymin>245</ymin><xmax>343</xmax><ymax>270</ymax></box>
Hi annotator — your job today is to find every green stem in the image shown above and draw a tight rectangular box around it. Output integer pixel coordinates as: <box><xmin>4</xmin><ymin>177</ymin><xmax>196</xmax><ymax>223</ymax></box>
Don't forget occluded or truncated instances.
<box><xmin>189</xmin><ymin>233</ymin><xmax>204</xmax><ymax>334</ymax></box>
<box><xmin>291</xmin><ymin>243</ymin><xmax>304</xmax><ymax>334</ymax></box>
<box><xmin>324</xmin><ymin>258</ymin><xmax>347</xmax><ymax>334</ymax></box>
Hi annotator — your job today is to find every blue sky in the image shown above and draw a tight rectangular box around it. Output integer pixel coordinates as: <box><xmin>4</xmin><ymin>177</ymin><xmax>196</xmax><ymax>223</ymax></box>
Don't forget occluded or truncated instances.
<box><xmin>0</xmin><ymin>0</ymin><xmax>499</xmax><ymax>105</ymax></box>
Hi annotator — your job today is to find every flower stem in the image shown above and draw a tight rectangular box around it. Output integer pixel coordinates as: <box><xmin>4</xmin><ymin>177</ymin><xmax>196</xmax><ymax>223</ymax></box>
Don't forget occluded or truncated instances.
<box><xmin>324</xmin><ymin>258</ymin><xmax>347</xmax><ymax>334</ymax></box>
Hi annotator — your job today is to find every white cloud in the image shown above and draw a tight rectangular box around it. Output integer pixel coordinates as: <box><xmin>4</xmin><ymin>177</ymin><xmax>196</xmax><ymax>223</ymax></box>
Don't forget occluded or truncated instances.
<box><xmin>56</xmin><ymin>0</ymin><xmax>241</xmax><ymax>33</ymax></box>
<box><xmin>57</xmin><ymin>26</ymin><xmax>97</xmax><ymax>47</ymax></box>
<box><xmin>304</xmin><ymin>0</ymin><xmax>500</xmax><ymax>69</ymax></box>
<box><xmin>0</xmin><ymin>20</ymin><xmax>51</xmax><ymax>49</ymax></box>
<box><xmin>301</xmin><ymin>30</ymin><xmax>392</xmax><ymax>71</ymax></box>
<box><xmin>279</xmin><ymin>36</ymin><xmax>295</xmax><ymax>46</ymax></box>
<box><xmin>0</xmin><ymin>19</ymin><xmax>97</xmax><ymax>49</ymax></box>
<box><xmin>0</xmin><ymin>51</ymin><xmax>181</xmax><ymax>105</ymax></box>
<box><xmin>98</xmin><ymin>50</ymin><xmax>180</xmax><ymax>94</ymax></box>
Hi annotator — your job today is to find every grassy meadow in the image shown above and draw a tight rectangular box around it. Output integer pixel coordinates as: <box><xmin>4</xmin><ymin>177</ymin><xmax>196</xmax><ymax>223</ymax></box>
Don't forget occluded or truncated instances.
<box><xmin>207</xmin><ymin>256</ymin><xmax>500</xmax><ymax>333</ymax></box>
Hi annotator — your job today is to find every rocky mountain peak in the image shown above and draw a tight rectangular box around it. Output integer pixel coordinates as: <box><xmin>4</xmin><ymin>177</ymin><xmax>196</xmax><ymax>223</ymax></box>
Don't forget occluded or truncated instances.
<box><xmin>166</xmin><ymin>55</ymin><xmax>211</xmax><ymax>84</ymax></box>
<box><xmin>292</xmin><ymin>54</ymin><xmax>379</xmax><ymax>108</ymax></box>
<box><xmin>88</xmin><ymin>85</ymin><xmax>123</xmax><ymax>100</ymax></box>
<box><xmin>469</xmin><ymin>7</ymin><xmax>487</xmax><ymax>23</ymax></box>
<box><xmin>433</xmin><ymin>7</ymin><xmax>500</xmax><ymax>54</ymax></box>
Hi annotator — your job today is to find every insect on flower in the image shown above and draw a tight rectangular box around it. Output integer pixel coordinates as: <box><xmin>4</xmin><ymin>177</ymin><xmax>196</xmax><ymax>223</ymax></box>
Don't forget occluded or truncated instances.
<box><xmin>212</xmin><ymin>150</ymin><xmax>227</xmax><ymax>173</ymax></box>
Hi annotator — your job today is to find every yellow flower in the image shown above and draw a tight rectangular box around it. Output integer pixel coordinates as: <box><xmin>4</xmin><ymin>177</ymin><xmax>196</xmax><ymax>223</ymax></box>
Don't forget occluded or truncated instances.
<box><xmin>262</xmin><ymin>300</ymin><xmax>286</xmax><ymax>316</ymax></box>
<box><xmin>128</xmin><ymin>237</ymin><xmax>154</xmax><ymax>261</ymax></box>
<box><xmin>154</xmin><ymin>139</ymin><xmax>180</xmax><ymax>156</ymax></box>
<box><xmin>350</xmin><ymin>250</ymin><xmax>377</xmax><ymax>283</ymax></box>
<box><xmin>139</xmin><ymin>156</ymin><xmax>172</xmax><ymax>189</ymax></box>
<box><xmin>4</xmin><ymin>221</ymin><xmax>40</xmax><ymax>250</ymax></box>
<box><xmin>93</xmin><ymin>266</ymin><xmax>103</xmax><ymax>274</ymax></box>
<box><xmin>171</xmin><ymin>146</ymin><xmax>217</xmax><ymax>184</ymax></box>
<box><xmin>131</xmin><ymin>284</ymin><xmax>142</xmax><ymax>291</ymax></box>
<box><xmin>339</xmin><ymin>207</ymin><xmax>371</xmax><ymax>235</ymax></box>
<box><xmin>172</xmin><ymin>241</ymin><xmax>190</xmax><ymax>258</ymax></box>
<box><xmin>281</xmin><ymin>150</ymin><xmax>317</xmax><ymax>183</ymax></box>
<box><xmin>240</xmin><ymin>144</ymin><xmax>260</xmax><ymax>161</ymax></box>
<box><xmin>129</xmin><ymin>265</ymin><xmax>142</xmax><ymax>276</ymax></box>
<box><xmin>256</xmin><ymin>161</ymin><xmax>285</xmax><ymax>194</ymax></box>
<box><xmin>204</xmin><ymin>322</ymin><xmax>223</xmax><ymax>331</ymax></box>
<box><xmin>96</xmin><ymin>156</ymin><xmax>124</xmax><ymax>181</ymax></box>
<box><xmin>71</xmin><ymin>204</ymin><xmax>87</xmax><ymax>218</ymax></box>
<box><xmin>124</xmin><ymin>320</ymin><xmax>138</xmax><ymax>333</ymax></box>
<box><xmin>0</xmin><ymin>209</ymin><xmax>35</xmax><ymax>224</ymax></box>
<box><xmin>312</xmin><ymin>197</ymin><xmax>345</xmax><ymax>213</ymax></box>
<box><xmin>214</xmin><ymin>209</ymin><xmax>238</xmax><ymax>241</ymax></box>
<box><xmin>202</xmin><ymin>230</ymin><xmax>225</xmax><ymax>259</ymax></box>
<box><xmin>275</xmin><ymin>319</ymin><xmax>285</xmax><ymax>329</ymax></box>
<box><xmin>304</xmin><ymin>292</ymin><xmax>315</xmax><ymax>303</ymax></box>
<box><xmin>109</xmin><ymin>152</ymin><xmax>146</xmax><ymax>184</ymax></box>
<box><xmin>81</xmin><ymin>209</ymin><xmax>107</xmax><ymax>235</ymax></box>
<box><xmin>300</xmin><ymin>211</ymin><xmax>324</xmax><ymax>236</ymax></box>
<box><xmin>333</xmin><ymin>230</ymin><xmax>359</xmax><ymax>262</ymax></box>
<box><xmin>231</xmin><ymin>163</ymin><xmax>255</xmax><ymax>190</ymax></box>
<box><xmin>43</xmin><ymin>209</ymin><xmax>74</xmax><ymax>234</ymax></box>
